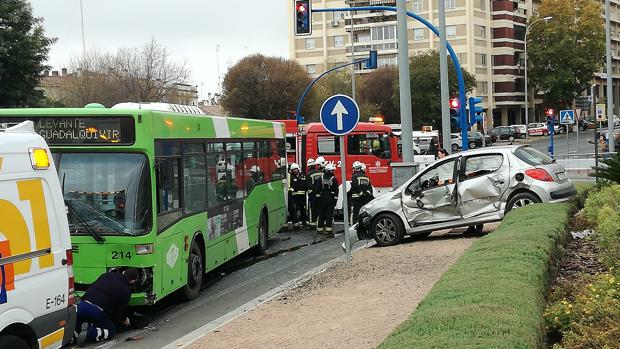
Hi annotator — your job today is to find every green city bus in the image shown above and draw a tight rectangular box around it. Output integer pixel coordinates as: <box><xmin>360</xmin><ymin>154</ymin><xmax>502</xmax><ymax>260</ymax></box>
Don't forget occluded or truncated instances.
<box><xmin>0</xmin><ymin>103</ymin><xmax>288</xmax><ymax>304</ymax></box>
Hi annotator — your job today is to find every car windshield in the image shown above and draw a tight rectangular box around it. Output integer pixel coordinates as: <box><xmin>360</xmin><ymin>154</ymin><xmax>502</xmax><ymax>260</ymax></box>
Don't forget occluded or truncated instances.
<box><xmin>514</xmin><ymin>146</ymin><xmax>554</xmax><ymax>166</ymax></box>
<box><xmin>55</xmin><ymin>152</ymin><xmax>151</xmax><ymax>236</ymax></box>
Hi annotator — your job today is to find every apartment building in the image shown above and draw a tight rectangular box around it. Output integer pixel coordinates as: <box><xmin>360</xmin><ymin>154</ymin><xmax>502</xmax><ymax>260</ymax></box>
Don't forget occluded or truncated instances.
<box><xmin>289</xmin><ymin>0</ymin><xmax>620</xmax><ymax>128</ymax></box>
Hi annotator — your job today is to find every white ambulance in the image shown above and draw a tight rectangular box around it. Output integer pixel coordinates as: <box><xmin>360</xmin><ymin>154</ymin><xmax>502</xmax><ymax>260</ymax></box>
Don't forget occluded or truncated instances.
<box><xmin>0</xmin><ymin>122</ymin><xmax>75</xmax><ymax>348</ymax></box>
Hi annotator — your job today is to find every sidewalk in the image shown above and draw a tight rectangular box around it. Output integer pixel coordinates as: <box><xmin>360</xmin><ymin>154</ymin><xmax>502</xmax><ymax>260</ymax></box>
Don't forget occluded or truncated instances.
<box><xmin>183</xmin><ymin>227</ymin><xmax>486</xmax><ymax>349</ymax></box>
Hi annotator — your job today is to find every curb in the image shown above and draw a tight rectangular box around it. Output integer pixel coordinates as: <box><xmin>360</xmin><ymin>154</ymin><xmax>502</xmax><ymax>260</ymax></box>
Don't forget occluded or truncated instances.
<box><xmin>163</xmin><ymin>239</ymin><xmax>375</xmax><ymax>349</ymax></box>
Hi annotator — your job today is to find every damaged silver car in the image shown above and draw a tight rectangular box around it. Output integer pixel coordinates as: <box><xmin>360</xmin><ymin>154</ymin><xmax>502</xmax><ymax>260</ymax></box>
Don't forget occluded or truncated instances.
<box><xmin>355</xmin><ymin>145</ymin><xmax>576</xmax><ymax>246</ymax></box>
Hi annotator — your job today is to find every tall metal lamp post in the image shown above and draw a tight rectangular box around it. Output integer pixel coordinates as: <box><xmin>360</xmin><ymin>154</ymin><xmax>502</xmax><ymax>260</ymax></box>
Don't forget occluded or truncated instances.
<box><xmin>524</xmin><ymin>16</ymin><xmax>553</xmax><ymax>139</ymax></box>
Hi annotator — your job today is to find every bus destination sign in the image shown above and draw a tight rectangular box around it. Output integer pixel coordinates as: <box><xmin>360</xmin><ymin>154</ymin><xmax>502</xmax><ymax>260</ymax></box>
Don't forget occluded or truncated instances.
<box><xmin>0</xmin><ymin>116</ymin><xmax>135</xmax><ymax>145</ymax></box>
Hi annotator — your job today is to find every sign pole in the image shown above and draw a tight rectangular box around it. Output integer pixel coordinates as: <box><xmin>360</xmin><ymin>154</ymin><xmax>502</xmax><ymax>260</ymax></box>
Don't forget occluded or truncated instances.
<box><xmin>319</xmin><ymin>94</ymin><xmax>360</xmax><ymax>262</ymax></box>
<box><xmin>340</xmin><ymin>136</ymin><xmax>351</xmax><ymax>261</ymax></box>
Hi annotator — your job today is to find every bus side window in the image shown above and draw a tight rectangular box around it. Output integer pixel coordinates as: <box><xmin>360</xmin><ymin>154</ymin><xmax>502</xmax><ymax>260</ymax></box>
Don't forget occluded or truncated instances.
<box><xmin>207</xmin><ymin>142</ymin><xmax>226</xmax><ymax>207</ymax></box>
<box><xmin>182</xmin><ymin>142</ymin><xmax>207</xmax><ymax>214</ymax></box>
<box><xmin>155</xmin><ymin>157</ymin><xmax>182</xmax><ymax>231</ymax></box>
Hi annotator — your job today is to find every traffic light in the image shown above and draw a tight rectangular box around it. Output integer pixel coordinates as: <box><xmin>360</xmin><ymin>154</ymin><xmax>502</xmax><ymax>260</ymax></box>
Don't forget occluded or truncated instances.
<box><xmin>449</xmin><ymin>98</ymin><xmax>461</xmax><ymax>132</ymax></box>
<box><xmin>468</xmin><ymin>97</ymin><xmax>483</xmax><ymax>127</ymax></box>
<box><xmin>545</xmin><ymin>108</ymin><xmax>555</xmax><ymax>118</ymax></box>
<box><xmin>294</xmin><ymin>0</ymin><xmax>312</xmax><ymax>36</ymax></box>
<box><xmin>449</xmin><ymin>98</ymin><xmax>460</xmax><ymax>109</ymax></box>
<box><xmin>366</xmin><ymin>50</ymin><xmax>378</xmax><ymax>69</ymax></box>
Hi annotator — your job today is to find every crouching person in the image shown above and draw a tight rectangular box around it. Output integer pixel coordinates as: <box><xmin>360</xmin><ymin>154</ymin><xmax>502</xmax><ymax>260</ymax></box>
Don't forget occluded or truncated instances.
<box><xmin>75</xmin><ymin>268</ymin><xmax>139</xmax><ymax>346</ymax></box>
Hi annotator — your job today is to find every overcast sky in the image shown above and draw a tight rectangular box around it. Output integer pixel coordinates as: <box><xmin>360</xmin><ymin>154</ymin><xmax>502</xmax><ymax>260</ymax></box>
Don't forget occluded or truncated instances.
<box><xmin>30</xmin><ymin>0</ymin><xmax>290</xmax><ymax>99</ymax></box>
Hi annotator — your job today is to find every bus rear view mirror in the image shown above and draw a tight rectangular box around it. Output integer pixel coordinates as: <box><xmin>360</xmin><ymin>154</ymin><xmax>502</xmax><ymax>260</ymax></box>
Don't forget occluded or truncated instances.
<box><xmin>157</xmin><ymin>159</ymin><xmax>174</xmax><ymax>190</ymax></box>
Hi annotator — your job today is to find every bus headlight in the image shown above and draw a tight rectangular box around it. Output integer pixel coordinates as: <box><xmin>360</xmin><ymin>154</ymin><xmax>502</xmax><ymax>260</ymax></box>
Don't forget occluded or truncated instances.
<box><xmin>135</xmin><ymin>244</ymin><xmax>154</xmax><ymax>255</ymax></box>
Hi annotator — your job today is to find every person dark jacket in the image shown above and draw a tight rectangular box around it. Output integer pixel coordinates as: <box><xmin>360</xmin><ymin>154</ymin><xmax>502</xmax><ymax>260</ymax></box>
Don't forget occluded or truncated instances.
<box><xmin>82</xmin><ymin>271</ymin><xmax>132</xmax><ymax>323</ymax></box>
<box><xmin>349</xmin><ymin>171</ymin><xmax>373</xmax><ymax>202</ymax></box>
<box><xmin>314</xmin><ymin>171</ymin><xmax>338</xmax><ymax>204</ymax></box>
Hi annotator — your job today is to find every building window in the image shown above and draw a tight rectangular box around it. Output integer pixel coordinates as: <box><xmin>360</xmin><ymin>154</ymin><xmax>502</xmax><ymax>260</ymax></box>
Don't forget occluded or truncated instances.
<box><xmin>446</xmin><ymin>25</ymin><xmax>457</xmax><ymax>37</ymax></box>
<box><xmin>478</xmin><ymin>81</ymin><xmax>488</xmax><ymax>94</ymax></box>
<box><xmin>476</xmin><ymin>53</ymin><xmax>487</xmax><ymax>66</ymax></box>
<box><xmin>476</xmin><ymin>25</ymin><xmax>486</xmax><ymax>38</ymax></box>
<box><xmin>334</xmin><ymin>36</ymin><xmax>345</xmax><ymax>48</ymax></box>
<box><xmin>305</xmin><ymin>38</ymin><xmax>315</xmax><ymax>50</ymax></box>
<box><xmin>378</xmin><ymin>55</ymin><xmax>397</xmax><ymax>67</ymax></box>
<box><xmin>413</xmin><ymin>28</ymin><xmax>424</xmax><ymax>41</ymax></box>
<box><xmin>445</xmin><ymin>0</ymin><xmax>456</xmax><ymax>9</ymax></box>
<box><xmin>371</xmin><ymin>25</ymin><xmax>397</xmax><ymax>41</ymax></box>
<box><xmin>412</xmin><ymin>0</ymin><xmax>423</xmax><ymax>12</ymax></box>
<box><xmin>479</xmin><ymin>0</ymin><xmax>486</xmax><ymax>10</ymax></box>
<box><xmin>355</xmin><ymin>32</ymin><xmax>371</xmax><ymax>43</ymax></box>
<box><xmin>306</xmin><ymin>64</ymin><xmax>316</xmax><ymax>75</ymax></box>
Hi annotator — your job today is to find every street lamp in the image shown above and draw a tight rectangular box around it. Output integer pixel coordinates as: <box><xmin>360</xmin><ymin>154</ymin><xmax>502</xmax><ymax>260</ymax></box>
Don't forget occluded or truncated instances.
<box><xmin>524</xmin><ymin>16</ymin><xmax>553</xmax><ymax>139</ymax></box>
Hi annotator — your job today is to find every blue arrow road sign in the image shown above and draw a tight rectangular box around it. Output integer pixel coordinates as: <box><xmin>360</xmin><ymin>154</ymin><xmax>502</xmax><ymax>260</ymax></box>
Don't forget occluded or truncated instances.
<box><xmin>320</xmin><ymin>94</ymin><xmax>360</xmax><ymax>136</ymax></box>
<box><xmin>559</xmin><ymin>110</ymin><xmax>575</xmax><ymax>125</ymax></box>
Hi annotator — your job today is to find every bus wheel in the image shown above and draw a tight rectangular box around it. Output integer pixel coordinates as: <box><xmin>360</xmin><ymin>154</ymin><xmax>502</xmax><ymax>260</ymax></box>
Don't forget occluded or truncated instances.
<box><xmin>183</xmin><ymin>240</ymin><xmax>203</xmax><ymax>300</ymax></box>
<box><xmin>257</xmin><ymin>213</ymin><xmax>269</xmax><ymax>254</ymax></box>
<box><xmin>0</xmin><ymin>335</ymin><xmax>30</xmax><ymax>349</ymax></box>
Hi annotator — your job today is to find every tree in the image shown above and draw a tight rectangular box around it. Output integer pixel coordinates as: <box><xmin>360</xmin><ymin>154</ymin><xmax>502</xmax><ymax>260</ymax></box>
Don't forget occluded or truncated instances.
<box><xmin>358</xmin><ymin>66</ymin><xmax>399</xmax><ymax>124</ymax></box>
<box><xmin>110</xmin><ymin>39</ymin><xmax>190</xmax><ymax>102</ymax></box>
<box><xmin>0</xmin><ymin>0</ymin><xmax>55</xmax><ymax>107</ymax></box>
<box><xmin>220</xmin><ymin>54</ymin><xmax>311</xmax><ymax>119</ymax></box>
<box><xmin>402</xmin><ymin>50</ymin><xmax>476</xmax><ymax>129</ymax></box>
<box><xmin>528</xmin><ymin>0</ymin><xmax>605</xmax><ymax>109</ymax></box>
<box><xmin>59</xmin><ymin>41</ymin><xmax>191</xmax><ymax>107</ymax></box>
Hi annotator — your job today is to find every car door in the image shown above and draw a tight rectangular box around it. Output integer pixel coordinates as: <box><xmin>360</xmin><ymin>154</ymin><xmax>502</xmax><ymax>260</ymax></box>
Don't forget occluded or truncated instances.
<box><xmin>456</xmin><ymin>153</ymin><xmax>509</xmax><ymax>219</ymax></box>
<box><xmin>401</xmin><ymin>157</ymin><xmax>461</xmax><ymax>225</ymax></box>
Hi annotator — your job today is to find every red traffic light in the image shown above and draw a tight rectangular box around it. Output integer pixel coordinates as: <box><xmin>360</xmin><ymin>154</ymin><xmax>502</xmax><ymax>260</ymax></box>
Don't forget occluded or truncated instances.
<box><xmin>449</xmin><ymin>98</ymin><xmax>460</xmax><ymax>109</ymax></box>
<box><xmin>546</xmin><ymin>108</ymin><xmax>554</xmax><ymax>116</ymax></box>
<box><xmin>296</xmin><ymin>2</ymin><xmax>307</xmax><ymax>13</ymax></box>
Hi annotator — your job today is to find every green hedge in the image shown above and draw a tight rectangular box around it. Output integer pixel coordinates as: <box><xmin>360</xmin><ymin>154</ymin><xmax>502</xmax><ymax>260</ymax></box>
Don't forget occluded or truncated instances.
<box><xmin>379</xmin><ymin>203</ymin><xmax>572</xmax><ymax>349</ymax></box>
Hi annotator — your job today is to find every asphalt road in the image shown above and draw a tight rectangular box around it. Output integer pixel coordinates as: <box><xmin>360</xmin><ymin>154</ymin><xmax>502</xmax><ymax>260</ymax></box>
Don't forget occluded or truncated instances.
<box><xmin>94</xmin><ymin>229</ymin><xmax>348</xmax><ymax>349</ymax></box>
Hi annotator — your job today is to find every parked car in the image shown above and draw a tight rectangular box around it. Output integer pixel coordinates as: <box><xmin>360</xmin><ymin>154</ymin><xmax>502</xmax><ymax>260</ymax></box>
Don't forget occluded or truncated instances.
<box><xmin>491</xmin><ymin>126</ymin><xmax>521</xmax><ymax>142</ymax></box>
<box><xmin>577</xmin><ymin>119</ymin><xmax>596</xmax><ymax>131</ymax></box>
<box><xmin>511</xmin><ymin>124</ymin><xmax>527</xmax><ymax>139</ymax></box>
<box><xmin>450</xmin><ymin>134</ymin><xmax>462</xmax><ymax>152</ymax></box>
<box><xmin>528</xmin><ymin>123</ymin><xmax>549</xmax><ymax>136</ymax></box>
<box><xmin>354</xmin><ymin>145</ymin><xmax>576</xmax><ymax>246</ymax></box>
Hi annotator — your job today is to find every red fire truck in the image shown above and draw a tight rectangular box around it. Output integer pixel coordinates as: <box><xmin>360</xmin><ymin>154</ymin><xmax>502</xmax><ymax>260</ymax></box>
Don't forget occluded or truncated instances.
<box><xmin>277</xmin><ymin>120</ymin><xmax>403</xmax><ymax>208</ymax></box>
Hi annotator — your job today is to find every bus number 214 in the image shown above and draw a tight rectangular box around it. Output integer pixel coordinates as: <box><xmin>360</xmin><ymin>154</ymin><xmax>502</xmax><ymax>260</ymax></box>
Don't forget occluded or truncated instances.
<box><xmin>111</xmin><ymin>251</ymin><xmax>131</xmax><ymax>260</ymax></box>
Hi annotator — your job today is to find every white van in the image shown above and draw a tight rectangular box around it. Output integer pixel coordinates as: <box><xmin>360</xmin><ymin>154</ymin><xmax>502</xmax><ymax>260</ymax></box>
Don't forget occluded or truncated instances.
<box><xmin>0</xmin><ymin>122</ymin><xmax>75</xmax><ymax>348</ymax></box>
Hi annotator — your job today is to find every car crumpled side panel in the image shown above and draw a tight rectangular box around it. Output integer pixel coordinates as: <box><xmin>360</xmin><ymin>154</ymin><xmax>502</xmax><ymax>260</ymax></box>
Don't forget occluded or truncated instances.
<box><xmin>457</xmin><ymin>154</ymin><xmax>510</xmax><ymax>219</ymax></box>
<box><xmin>402</xmin><ymin>183</ymin><xmax>460</xmax><ymax>225</ymax></box>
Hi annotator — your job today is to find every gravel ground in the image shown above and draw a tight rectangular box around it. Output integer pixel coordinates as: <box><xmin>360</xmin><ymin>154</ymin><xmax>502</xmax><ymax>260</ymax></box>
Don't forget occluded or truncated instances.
<box><xmin>188</xmin><ymin>227</ymin><xmax>491</xmax><ymax>349</ymax></box>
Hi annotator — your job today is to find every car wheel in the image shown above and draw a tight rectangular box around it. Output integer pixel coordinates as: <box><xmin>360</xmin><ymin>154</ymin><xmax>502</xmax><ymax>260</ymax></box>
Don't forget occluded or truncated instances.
<box><xmin>0</xmin><ymin>335</ymin><xmax>30</xmax><ymax>349</ymax></box>
<box><xmin>520</xmin><ymin>134</ymin><xmax>526</xmax><ymax>139</ymax></box>
<box><xmin>508</xmin><ymin>135</ymin><xmax>515</xmax><ymax>143</ymax></box>
<box><xmin>451</xmin><ymin>144</ymin><xmax>459</xmax><ymax>152</ymax></box>
<box><xmin>505</xmin><ymin>192</ymin><xmax>541</xmax><ymax>214</ymax></box>
<box><xmin>371</xmin><ymin>213</ymin><xmax>404</xmax><ymax>247</ymax></box>
<box><xmin>468</xmin><ymin>141</ymin><xmax>477</xmax><ymax>149</ymax></box>
<box><xmin>183</xmin><ymin>239</ymin><xmax>204</xmax><ymax>300</ymax></box>
<box><xmin>543</xmin><ymin>131</ymin><xmax>548</xmax><ymax>136</ymax></box>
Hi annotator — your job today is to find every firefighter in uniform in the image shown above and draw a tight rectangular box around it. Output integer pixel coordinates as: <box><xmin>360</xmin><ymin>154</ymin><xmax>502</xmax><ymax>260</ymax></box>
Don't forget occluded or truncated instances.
<box><xmin>348</xmin><ymin>161</ymin><xmax>374</xmax><ymax>224</ymax></box>
<box><xmin>288</xmin><ymin>163</ymin><xmax>307</xmax><ymax>228</ymax></box>
<box><xmin>305</xmin><ymin>158</ymin><xmax>316</xmax><ymax>226</ymax></box>
<box><xmin>307</xmin><ymin>156</ymin><xmax>325</xmax><ymax>226</ymax></box>
<box><xmin>314</xmin><ymin>162</ymin><xmax>338</xmax><ymax>234</ymax></box>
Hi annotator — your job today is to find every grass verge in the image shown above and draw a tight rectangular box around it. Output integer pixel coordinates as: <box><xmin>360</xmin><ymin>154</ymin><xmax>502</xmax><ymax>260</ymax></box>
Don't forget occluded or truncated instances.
<box><xmin>379</xmin><ymin>203</ymin><xmax>572</xmax><ymax>349</ymax></box>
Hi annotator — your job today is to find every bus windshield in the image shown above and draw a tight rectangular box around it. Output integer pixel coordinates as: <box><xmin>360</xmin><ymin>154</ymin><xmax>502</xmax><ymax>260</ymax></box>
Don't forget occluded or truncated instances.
<box><xmin>55</xmin><ymin>152</ymin><xmax>151</xmax><ymax>236</ymax></box>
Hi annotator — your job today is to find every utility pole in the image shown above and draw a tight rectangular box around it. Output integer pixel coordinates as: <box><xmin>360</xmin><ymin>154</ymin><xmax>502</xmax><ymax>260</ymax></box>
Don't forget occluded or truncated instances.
<box><xmin>397</xmin><ymin>0</ymin><xmax>414</xmax><ymax>163</ymax></box>
<box><xmin>80</xmin><ymin>0</ymin><xmax>86</xmax><ymax>56</ymax></box>
<box><xmin>216</xmin><ymin>44</ymin><xmax>221</xmax><ymax>94</ymax></box>
<box><xmin>606</xmin><ymin>0</ymin><xmax>615</xmax><ymax>152</ymax></box>
<box><xmin>439</xmin><ymin>0</ymin><xmax>450</xmax><ymax>152</ymax></box>
<box><xmin>349</xmin><ymin>0</ymin><xmax>357</xmax><ymax>99</ymax></box>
